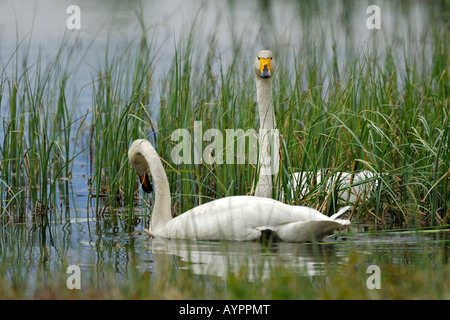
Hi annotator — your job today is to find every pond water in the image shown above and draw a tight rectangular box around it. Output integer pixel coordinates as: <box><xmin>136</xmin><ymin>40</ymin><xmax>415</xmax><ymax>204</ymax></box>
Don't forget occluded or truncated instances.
<box><xmin>0</xmin><ymin>0</ymin><xmax>448</xmax><ymax>298</ymax></box>
<box><xmin>1</xmin><ymin>215</ymin><xmax>448</xmax><ymax>298</ymax></box>
<box><xmin>0</xmin><ymin>0</ymin><xmax>445</xmax><ymax>113</ymax></box>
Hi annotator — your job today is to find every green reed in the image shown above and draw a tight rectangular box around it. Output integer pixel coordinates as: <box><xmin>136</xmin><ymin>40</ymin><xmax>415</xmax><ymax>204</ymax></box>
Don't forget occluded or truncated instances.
<box><xmin>157</xmin><ymin>25</ymin><xmax>259</xmax><ymax>215</ymax></box>
<box><xmin>0</xmin><ymin>36</ymin><xmax>81</xmax><ymax>226</ymax></box>
<box><xmin>88</xmin><ymin>26</ymin><xmax>157</xmax><ymax>230</ymax></box>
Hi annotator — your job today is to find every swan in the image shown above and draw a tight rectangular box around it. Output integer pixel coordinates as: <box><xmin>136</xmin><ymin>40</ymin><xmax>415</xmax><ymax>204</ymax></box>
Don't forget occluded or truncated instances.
<box><xmin>289</xmin><ymin>170</ymin><xmax>376</xmax><ymax>203</ymax></box>
<box><xmin>253</xmin><ymin>50</ymin><xmax>376</xmax><ymax>202</ymax></box>
<box><xmin>128</xmin><ymin>139</ymin><xmax>350</xmax><ymax>242</ymax></box>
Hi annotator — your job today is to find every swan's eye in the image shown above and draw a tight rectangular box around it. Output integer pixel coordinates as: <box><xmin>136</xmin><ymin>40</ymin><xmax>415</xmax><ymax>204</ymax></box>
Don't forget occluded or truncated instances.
<box><xmin>257</xmin><ymin>57</ymin><xmax>260</xmax><ymax>60</ymax></box>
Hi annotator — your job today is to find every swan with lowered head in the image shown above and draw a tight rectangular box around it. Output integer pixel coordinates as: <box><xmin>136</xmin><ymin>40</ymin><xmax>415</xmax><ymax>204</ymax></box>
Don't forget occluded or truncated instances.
<box><xmin>128</xmin><ymin>139</ymin><xmax>350</xmax><ymax>242</ymax></box>
<box><xmin>253</xmin><ymin>50</ymin><xmax>376</xmax><ymax>202</ymax></box>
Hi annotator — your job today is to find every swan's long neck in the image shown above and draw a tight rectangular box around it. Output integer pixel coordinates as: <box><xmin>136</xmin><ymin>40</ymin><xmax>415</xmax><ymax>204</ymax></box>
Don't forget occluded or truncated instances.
<box><xmin>132</xmin><ymin>140</ymin><xmax>172</xmax><ymax>233</ymax></box>
<box><xmin>255</xmin><ymin>76</ymin><xmax>277</xmax><ymax>198</ymax></box>
<box><xmin>256</xmin><ymin>77</ymin><xmax>275</xmax><ymax>131</ymax></box>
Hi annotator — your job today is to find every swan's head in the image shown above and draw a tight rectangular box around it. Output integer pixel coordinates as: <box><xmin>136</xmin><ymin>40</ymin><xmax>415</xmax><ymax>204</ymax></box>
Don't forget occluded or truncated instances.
<box><xmin>128</xmin><ymin>139</ymin><xmax>153</xmax><ymax>193</ymax></box>
<box><xmin>254</xmin><ymin>50</ymin><xmax>274</xmax><ymax>79</ymax></box>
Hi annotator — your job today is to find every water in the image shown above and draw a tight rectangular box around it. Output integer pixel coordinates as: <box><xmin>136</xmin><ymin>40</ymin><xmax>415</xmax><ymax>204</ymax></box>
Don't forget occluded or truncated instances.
<box><xmin>2</xmin><ymin>217</ymin><xmax>448</xmax><ymax>297</ymax></box>
<box><xmin>0</xmin><ymin>0</ymin><xmax>444</xmax><ymax>100</ymax></box>
<box><xmin>0</xmin><ymin>0</ymin><xmax>449</xmax><ymax>298</ymax></box>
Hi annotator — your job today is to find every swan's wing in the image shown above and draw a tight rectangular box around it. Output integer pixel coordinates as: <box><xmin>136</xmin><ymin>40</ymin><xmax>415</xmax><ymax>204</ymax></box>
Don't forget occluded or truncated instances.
<box><xmin>162</xmin><ymin>199</ymin><xmax>266</xmax><ymax>241</ymax></box>
<box><xmin>161</xmin><ymin>196</ymin><xmax>350</xmax><ymax>242</ymax></box>
<box><xmin>162</xmin><ymin>196</ymin><xmax>293</xmax><ymax>240</ymax></box>
<box><xmin>255</xmin><ymin>204</ymin><xmax>350</xmax><ymax>242</ymax></box>
<box><xmin>329</xmin><ymin>205</ymin><xmax>352</xmax><ymax>220</ymax></box>
<box><xmin>268</xmin><ymin>219</ymin><xmax>347</xmax><ymax>242</ymax></box>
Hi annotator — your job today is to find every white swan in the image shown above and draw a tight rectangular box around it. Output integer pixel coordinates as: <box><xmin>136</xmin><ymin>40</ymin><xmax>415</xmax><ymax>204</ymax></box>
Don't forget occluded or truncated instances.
<box><xmin>128</xmin><ymin>139</ymin><xmax>350</xmax><ymax>242</ymax></box>
<box><xmin>289</xmin><ymin>170</ymin><xmax>376</xmax><ymax>203</ymax></box>
<box><xmin>254</xmin><ymin>50</ymin><xmax>279</xmax><ymax>198</ymax></box>
<box><xmin>253</xmin><ymin>50</ymin><xmax>375</xmax><ymax>202</ymax></box>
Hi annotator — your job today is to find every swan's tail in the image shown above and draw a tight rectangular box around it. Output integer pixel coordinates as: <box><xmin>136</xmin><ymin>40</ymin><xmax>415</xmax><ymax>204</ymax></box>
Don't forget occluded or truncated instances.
<box><xmin>330</xmin><ymin>205</ymin><xmax>352</xmax><ymax>220</ymax></box>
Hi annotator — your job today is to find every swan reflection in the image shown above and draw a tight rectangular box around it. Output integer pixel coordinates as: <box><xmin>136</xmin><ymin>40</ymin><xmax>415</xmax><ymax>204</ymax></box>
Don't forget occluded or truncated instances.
<box><xmin>151</xmin><ymin>237</ymin><xmax>345</xmax><ymax>279</ymax></box>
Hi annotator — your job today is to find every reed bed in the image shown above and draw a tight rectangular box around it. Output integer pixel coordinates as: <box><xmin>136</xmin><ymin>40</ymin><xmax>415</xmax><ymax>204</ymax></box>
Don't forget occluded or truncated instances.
<box><xmin>0</xmin><ymin>37</ymin><xmax>83</xmax><ymax>228</ymax></box>
<box><xmin>155</xmin><ymin>25</ymin><xmax>449</xmax><ymax>228</ymax></box>
<box><xmin>88</xmin><ymin>29</ymin><xmax>157</xmax><ymax>231</ymax></box>
<box><xmin>1</xmin><ymin>19</ymin><xmax>449</xmax><ymax>232</ymax></box>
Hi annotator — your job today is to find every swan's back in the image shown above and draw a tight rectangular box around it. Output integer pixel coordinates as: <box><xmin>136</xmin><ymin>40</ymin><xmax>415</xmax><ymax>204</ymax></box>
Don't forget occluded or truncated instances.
<box><xmin>157</xmin><ymin>196</ymin><xmax>350</xmax><ymax>242</ymax></box>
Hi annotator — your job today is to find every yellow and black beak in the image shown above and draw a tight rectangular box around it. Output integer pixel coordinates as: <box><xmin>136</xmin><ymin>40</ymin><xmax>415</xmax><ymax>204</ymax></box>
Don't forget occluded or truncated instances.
<box><xmin>138</xmin><ymin>172</ymin><xmax>153</xmax><ymax>193</ymax></box>
<box><xmin>259</xmin><ymin>57</ymin><xmax>272</xmax><ymax>78</ymax></box>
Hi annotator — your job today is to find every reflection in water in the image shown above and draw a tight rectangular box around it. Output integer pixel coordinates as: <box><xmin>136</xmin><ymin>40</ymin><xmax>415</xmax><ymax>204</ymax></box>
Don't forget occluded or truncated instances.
<box><xmin>1</xmin><ymin>215</ymin><xmax>448</xmax><ymax>297</ymax></box>
<box><xmin>151</xmin><ymin>237</ymin><xmax>344</xmax><ymax>279</ymax></box>
<box><xmin>149</xmin><ymin>228</ymin><xmax>449</xmax><ymax>281</ymax></box>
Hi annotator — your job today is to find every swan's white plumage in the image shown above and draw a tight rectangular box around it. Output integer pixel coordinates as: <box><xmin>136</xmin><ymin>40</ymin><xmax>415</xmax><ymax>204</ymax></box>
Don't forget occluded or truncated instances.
<box><xmin>254</xmin><ymin>50</ymin><xmax>278</xmax><ymax>198</ymax></box>
<box><xmin>128</xmin><ymin>139</ymin><xmax>350</xmax><ymax>242</ymax></box>
<box><xmin>162</xmin><ymin>196</ymin><xmax>350</xmax><ymax>242</ymax></box>
<box><xmin>288</xmin><ymin>170</ymin><xmax>377</xmax><ymax>203</ymax></box>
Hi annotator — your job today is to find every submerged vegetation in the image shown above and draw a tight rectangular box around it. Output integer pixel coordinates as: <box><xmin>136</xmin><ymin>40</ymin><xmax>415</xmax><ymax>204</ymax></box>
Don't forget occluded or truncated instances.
<box><xmin>0</xmin><ymin>1</ymin><xmax>449</xmax><ymax>299</ymax></box>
